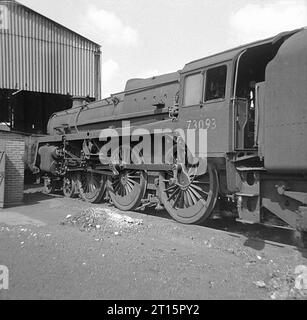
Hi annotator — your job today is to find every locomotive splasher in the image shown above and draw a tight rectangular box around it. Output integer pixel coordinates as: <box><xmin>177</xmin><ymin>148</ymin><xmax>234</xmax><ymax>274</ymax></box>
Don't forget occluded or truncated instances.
<box><xmin>34</xmin><ymin>28</ymin><xmax>307</xmax><ymax>243</ymax></box>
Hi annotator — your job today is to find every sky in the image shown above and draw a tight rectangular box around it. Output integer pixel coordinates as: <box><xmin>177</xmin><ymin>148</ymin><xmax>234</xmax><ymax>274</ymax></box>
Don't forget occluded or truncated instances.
<box><xmin>19</xmin><ymin>0</ymin><xmax>307</xmax><ymax>97</ymax></box>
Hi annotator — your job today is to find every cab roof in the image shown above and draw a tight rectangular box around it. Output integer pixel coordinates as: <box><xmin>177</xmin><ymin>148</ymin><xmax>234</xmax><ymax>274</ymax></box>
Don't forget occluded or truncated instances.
<box><xmin>181</xmin><ymin>28</ymin><xmax>303</xmax><ymax>74</ymax></box>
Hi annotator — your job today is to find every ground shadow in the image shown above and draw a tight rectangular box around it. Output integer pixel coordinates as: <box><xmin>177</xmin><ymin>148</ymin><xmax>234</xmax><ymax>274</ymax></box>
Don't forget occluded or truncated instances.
<box><xmin>21</xmin><ymin>184</ymin><xmax>63</xmax><ymax>206</ymax></box>
<box><xmin>18</xmin><ymin>188</ymin><xmax>307</xmax><ymax>258</ymax></box>
<box><xmin>137</xmin><ymin>206</ymin><xmax>173</xmax><ymax>221</ymax></box>
<box><xmin>141</xmin><ymin>206</ymin><xmax>307</xmax><ymax>258</ymax></box>
<box><xmin>207</xmin><ymin>218</ymin><xmax>307</xmax><ymax>258</ymax></box>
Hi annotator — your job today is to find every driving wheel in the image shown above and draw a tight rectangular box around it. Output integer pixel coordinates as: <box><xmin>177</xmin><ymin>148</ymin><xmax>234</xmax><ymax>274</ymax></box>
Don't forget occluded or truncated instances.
<box><xmin>78</xmin><ymin>171</ymin><xmax>106</xmax><ymax>204</ymax></box>
<box><xmin>107</xmin><ymin>169</ymin><xmax>147</xmax><ymax>211</ymax></box>
<box><xmin>159</xmin><ymin>163</ymin><xmax>219</xmax><ymax>224</ymax></box>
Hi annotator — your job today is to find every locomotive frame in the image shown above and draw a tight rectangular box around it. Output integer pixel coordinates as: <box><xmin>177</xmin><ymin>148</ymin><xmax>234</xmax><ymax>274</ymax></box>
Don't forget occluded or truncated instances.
<box><xmin>34</xmin><ymin>28</ymin><xmax>307</xmax><ymax>241</ymax></box>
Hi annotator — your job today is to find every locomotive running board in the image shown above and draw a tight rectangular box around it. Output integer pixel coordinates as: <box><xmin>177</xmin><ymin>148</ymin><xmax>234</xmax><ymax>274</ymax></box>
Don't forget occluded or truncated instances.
<box><xmin>236</xmin><ymin>166</ymin><xmax>266</xmax><ymax>172</ymax></box>
<box><xmin>123</xmin><ymin>164</ymin><xmax>174</xmax><ymax>172</ymax></box>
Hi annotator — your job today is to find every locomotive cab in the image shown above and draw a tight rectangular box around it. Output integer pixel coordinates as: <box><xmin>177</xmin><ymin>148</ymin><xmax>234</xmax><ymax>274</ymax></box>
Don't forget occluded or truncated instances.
<box><xmin>233</xmin><ymin>37</ymin><xmax>295</xmax><ymax>151</ymax></box>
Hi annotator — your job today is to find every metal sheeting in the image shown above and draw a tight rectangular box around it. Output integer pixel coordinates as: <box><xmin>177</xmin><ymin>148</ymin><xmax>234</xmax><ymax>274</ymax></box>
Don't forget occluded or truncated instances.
<box><xmin>0</xmin><ymin>1</ymin><xmax>101</xmax><ymax>99</ymax></box>
<box><xmin>264</xmin><ymin>29</ymin><xmax>307</xmax><ymax>172</ymax></box>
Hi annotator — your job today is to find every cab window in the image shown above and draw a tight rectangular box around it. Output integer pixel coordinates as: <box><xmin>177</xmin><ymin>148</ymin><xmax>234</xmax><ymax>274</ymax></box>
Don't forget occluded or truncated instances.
<box><xmin>183</xmin><ymin>73</ymin><xmax>203</xmax><ymax>106</ymax></box>
<box><xmin>205</xmin><ymin>66</ymin><xmax>227</xmax><ymax>101</ymax></box>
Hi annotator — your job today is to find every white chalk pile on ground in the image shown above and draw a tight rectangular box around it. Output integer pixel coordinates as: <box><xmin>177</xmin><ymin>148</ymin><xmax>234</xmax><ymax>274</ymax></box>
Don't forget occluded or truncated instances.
<box><xmin>61</xmin><ymin>207</ymin><xmax>144</xmax><ymax>234</ymax></box>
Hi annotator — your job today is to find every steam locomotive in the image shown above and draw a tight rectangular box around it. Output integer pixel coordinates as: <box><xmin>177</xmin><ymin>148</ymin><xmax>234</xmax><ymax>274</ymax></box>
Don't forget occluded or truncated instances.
<box><xmin>34</xmin><ymin>28</ymin><xmax>307</xmax><ymax>238</ymax></box>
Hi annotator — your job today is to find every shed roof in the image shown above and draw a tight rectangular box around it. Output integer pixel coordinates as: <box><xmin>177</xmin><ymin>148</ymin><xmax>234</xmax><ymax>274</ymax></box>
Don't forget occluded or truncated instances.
<box><xmin>0</xmin><ymin>0</ymin><xmax>101</xmax><ymax>48</ymax></box>
<box><xmin>0</xmin><ymin>0</ymin><xmax>101</xmax><ymax>97</ymax></box>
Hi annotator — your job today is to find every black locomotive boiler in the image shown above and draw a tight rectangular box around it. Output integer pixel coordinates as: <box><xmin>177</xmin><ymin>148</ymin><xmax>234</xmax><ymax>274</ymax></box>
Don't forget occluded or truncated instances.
<box><xmin>34</xmin><ymin>28</ymin><xmax>307</xmax><ymax>238</ymax></box>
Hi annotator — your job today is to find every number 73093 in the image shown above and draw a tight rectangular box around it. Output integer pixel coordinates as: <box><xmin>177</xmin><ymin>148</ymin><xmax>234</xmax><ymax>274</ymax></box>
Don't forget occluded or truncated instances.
<box><xmin>187</xmin><ymin>119</ymin><xmax>217</xmax><ymax>130</ymax></box>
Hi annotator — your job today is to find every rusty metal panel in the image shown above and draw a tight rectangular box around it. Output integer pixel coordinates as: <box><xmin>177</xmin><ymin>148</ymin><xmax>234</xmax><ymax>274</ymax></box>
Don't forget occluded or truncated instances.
<box><xmin>264</xmin><ymin>29</ymin><xmax>307</xmax><ymax>172</ymax></box>
<box><xmin>0</xmin><ymin>1</ymin><xmax>101</xmax><ymax>99</ymax></box>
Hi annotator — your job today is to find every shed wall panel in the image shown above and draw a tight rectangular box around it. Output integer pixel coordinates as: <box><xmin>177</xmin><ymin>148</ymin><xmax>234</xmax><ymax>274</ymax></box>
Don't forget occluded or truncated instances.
<box><xmin>0</xmin><ymin>1</ymin><xmax>101</xmax><ymax>99</ymax></box>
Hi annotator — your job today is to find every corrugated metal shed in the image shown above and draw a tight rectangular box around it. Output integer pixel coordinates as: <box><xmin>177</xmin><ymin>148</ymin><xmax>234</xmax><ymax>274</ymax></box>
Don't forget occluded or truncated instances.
<box><xmin>0</xmin><ymin>0</ymin><xmax>101</xmax><ymax>99</ymax></box>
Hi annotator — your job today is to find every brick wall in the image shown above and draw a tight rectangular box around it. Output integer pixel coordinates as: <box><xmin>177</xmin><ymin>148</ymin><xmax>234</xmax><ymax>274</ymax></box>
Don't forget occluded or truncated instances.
<box><xmin>0</xmin><ymin>130</ymin><xmax>42</xmax><ymax>171</ymax></box>
<box><xmin>5</xmin><ymin>140</ymin><xmax>25</xmax><ymax>206</ymax></box>
<box><xmin>0</xmin><ymin>131</ymin><xmax>25</xmax><ymax>142</ymax></box>
<box><xmin>0</xmin><ymin>138</ymin><xmax>25</xmax><ymax>207</ymax></box>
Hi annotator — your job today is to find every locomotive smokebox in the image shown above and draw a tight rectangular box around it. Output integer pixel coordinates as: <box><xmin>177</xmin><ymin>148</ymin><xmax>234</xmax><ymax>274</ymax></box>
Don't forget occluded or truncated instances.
<box><xmin>38</xmin><ymin>146</ymin><xmax>62</xmax><ymax>175</ymax></box>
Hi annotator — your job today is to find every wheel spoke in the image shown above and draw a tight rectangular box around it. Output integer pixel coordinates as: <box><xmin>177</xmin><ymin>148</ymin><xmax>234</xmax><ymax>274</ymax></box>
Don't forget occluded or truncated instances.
<box><xmin>168</xmin><ymin>188</ymin><xmax>180</xmax><ymax>202</ymax></box>
<box><xmin>164</xmin><ymin>185</ymin><xmax>177</xmax><ymax>193</ymax></box>
<box><xmin>187</xmin><ymin>189</ymin><xmax>198</xmax><ymax>205</ymax></box>
<box><xmin>173</xmin><ymin>191</ymin><xmax>182</xmax><ymax>208</ymax></box>
<box><xmin>113</xmin><ymin>181</ymin><xmax>121</xmax><ymax>193</ymax></box>
<box><xmin>190</xmin><ymin>184</ymin><xmax>209</xmax><ymax>196</ymax></box>
<box><xmin>183</xmin><ymin>192</ymin><xmax>190</xmax><ymax>208</ymax></box>
<box><xmin>85</xmin><ymin>182</ymin><xmax>89</xmax><ymax>193</ymax></box>
<box><xmin>192</xmin><ymin>181</ymin><xmax>210</xmax><ymax>185</ymax></box>
<box><xmin>185</xmin><ymin>191</ymin><xmax>194</xmax><ymax>207</ymax></box>
<box><xmin>119</xmin><ymin>184</ymin><xmax>125</xmax><ymax>196</ymax></box>
<box><xmin>127</xmin><ymin>178</ymin><xmax>137</xmax><ymax>186</ymax></box>
<box><xmin>124</xmin><ymin>184</ymin><xmax>130</xmax><ymax>195</ymax></box>
<box><xmin>127</xmin><ymin>175</ymin><xmax>141</xmax><ymax>179</ymax></box>
<box><xmin>178</xmin><ymin>192</ymin><xmax>185</xmax><ymax>209</ymax></box>
<box><xmin>189</xmin><ymin>186</ymin><xmax>203</xmax><ymax>201</ymax></box>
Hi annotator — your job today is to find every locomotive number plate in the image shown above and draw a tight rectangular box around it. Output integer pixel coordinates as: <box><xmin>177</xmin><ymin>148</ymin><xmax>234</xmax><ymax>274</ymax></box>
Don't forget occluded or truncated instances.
<box><xmin>187</xmin><ymin>119</ymin><xmax>217</xmax><ymax>130</ymax></box>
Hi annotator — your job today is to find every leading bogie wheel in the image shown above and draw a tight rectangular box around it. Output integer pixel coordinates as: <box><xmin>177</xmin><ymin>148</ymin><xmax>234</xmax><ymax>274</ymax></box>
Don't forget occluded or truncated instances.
<box><xmin>43</xmin><ymin>177</ymin><xmax>55</xmax><ymax>195</ymax></box>
<box><xmin>159</xmin><ymin>163</ymin><xmax>219</xmax><ymax>225</ymax></box>
<box><xmin>62</xmin><ymin>175</ymin><xmax>77</xmax><ymax>198</ymax></box>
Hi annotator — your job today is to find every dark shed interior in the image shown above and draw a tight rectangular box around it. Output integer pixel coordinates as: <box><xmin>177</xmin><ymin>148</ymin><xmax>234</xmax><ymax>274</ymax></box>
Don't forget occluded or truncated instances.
<box><xmin>0</xmin><ymin>89</ymin><xmax>72</xmax><ymax>133</ymax></box>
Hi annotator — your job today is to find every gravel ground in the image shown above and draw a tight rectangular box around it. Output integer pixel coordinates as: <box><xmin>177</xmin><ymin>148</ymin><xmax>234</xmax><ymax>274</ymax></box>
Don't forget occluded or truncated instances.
<box><xmin>0</xmin><ymin>186</ymin><xmax>306</xmax><ymax>300</ymax></box>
